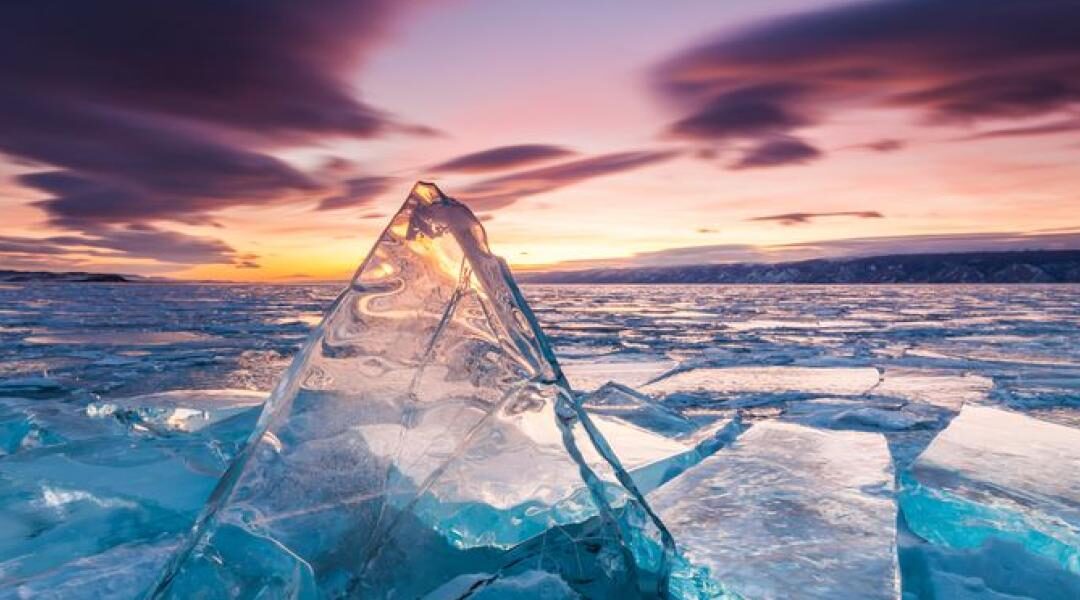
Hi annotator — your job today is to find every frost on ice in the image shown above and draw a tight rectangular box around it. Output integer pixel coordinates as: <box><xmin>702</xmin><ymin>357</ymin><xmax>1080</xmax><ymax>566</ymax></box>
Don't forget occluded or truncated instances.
<box><xmin>149</xmin><ymin>183</ymin><xmax>678</xmax><ymax>598</ymax></box>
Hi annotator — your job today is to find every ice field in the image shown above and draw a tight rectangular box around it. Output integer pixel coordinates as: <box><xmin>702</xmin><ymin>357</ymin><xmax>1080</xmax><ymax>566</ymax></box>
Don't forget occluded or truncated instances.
<box><xmin>1</xmin><ymin>185</ymin><xmax>1078</xmax><ymax>598</ymax></box>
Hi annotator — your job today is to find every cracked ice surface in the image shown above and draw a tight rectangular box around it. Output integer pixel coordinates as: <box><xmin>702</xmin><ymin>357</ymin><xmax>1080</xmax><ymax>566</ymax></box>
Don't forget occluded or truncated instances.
<box><xmin>649</xmin><ymin>421</ymin><xmax>899</xmax><ymax>599</ymax></box>
<box><xmin>901</xmin><ymin>405</ymin><xmax>1080</xmax><ymax>575</ymax></box>
<box><xmin>148</xmin><ymin>183</ymin><xmax>676</xmax><ymax>599</ymax></box>
<box><xmin>872</xmin><ymin>369</ymin><xmax>993</xmax><ymax>411</ymax></box>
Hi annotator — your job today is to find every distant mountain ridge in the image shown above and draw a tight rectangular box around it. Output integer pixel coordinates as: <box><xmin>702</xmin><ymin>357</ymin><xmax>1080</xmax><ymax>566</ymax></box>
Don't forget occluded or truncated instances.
<box><xmin>0</xmin><ymin>270</ymin><xmax>130</xmax><ymax>283</ymax></box>
<box><xmin>519</xmin><ymin>250</ymin><xmax>1080</xmax><ymax>284</ymax></box>
<box><xmin>5</xmin><ymin>250</ymin><xmax>1079</xmax><ymax>285</ymax></box>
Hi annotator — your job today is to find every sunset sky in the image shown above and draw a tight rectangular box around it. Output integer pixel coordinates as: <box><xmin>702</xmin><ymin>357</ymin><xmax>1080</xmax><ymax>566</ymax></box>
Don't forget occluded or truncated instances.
<box><xmin>2</xmin><ymin>0</ymin><xmax>1079</xmax><ymax>281</ymax></box>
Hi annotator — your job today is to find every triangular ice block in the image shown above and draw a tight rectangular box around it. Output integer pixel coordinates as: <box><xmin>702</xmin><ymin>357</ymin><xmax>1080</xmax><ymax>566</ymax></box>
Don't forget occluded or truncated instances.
<box><xmin>150</xmin><ymin>183</ymin><xmax>675</xmax><ymax>598</ymax></box>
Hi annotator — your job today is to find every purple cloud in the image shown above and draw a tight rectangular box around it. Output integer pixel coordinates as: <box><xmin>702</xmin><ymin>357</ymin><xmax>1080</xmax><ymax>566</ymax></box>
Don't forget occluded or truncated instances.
<box><xmin>0</xmin><ymin>0</ymin><xmax>433</xmax><ymax>231</ymax></box>
<box><xmin>748</xmin><ymin>211</ymin><xmax>884</xmax><ymax>226</ymax></box>
<box><xmin>317</xmin><ymin>177</ymin><xmax>397</xmax><ymax>211</ymax></box>
<box><xmin>461</xmin><ymin>150</ymin><xmax>679</xmax><ymax>210</ymax></box>
<box><xmin>730</xmin><ymin>138</ymin><xmax>822</xmax><ymax>169</ymax></box>
<box><xmin>666</xmin><ymin>83</ymin><xmax>812</xmax><ymax>141</ymax></box>
<box><xmin>958</xmin><ymin>119</ymin><xmax>1080</xmax><ymax>141</ymax></box>
<box><xmin>861</xmin><ymin>139</ymin><xmax>905</xmax><ymax>153</ymax></box>
<box><xmin>654</xmin><ymin>0</ymin><xmax>1080</xmax><ymax>152</ymax></box>
<box><xmin>0</xmin><ymin>226</ymin><xmax>252</xmax><ymax>268</ymax></box>
<box><xmin>431</xmin><ymin>144</ymin><xmax>576</xmax><ymax>173</ymax></box>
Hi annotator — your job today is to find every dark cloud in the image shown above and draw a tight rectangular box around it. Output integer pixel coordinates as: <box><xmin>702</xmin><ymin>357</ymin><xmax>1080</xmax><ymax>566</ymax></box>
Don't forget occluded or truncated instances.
<box><xmin>749</xmin><ymin>211</ymin><xmax>884</xmax><ymax>226</ymax></box>
<box><xmin>0</xmin><ymin>0</ymin><xmax>431</xmax><ymax>229</ymax></box>
<box><xmin>655</xmin><ymin>0</ymin><xmax>1080</xmax><ymax>145</ymax></box>
<box><xmin>317</xmin><ymin>177</ymin><xmax>397</xmax><ymax>211</ymax></box>
<box><xmin>461</xmin><ymin>150</ymin><xmax>679</xmax><ymax>210</ymax></box>
<box><xmin>431</xmin><ymin>144</ymin><xmax>576</xmax><ymax>173</ymax></box>
<box><xmin>0</xmin><ymin>225</ymin><xmax>250</xmax><ymax>268</ymax></box>
<box><xmin>666</xmin><ymin>83</ymin><xmax>812</xmax><ymax>141</ymax></box>
<box><xmin>730</xmin><ymin>137</ymin><xmax>822</xmax><ymax>169</ymax></box>
<box><xmin>0</xmin><ymin>0</ymin><xmax>424</xmax><ymax>140</ymax></box>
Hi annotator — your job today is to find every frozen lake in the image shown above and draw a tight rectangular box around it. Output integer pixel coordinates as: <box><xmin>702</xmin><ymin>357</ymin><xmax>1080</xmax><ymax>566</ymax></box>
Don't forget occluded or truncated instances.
<box><xmin>2</xmin><ymin>283</ymin><xmax>1076</xmax><ymax>415</ymax></box>
<box><xmin>1</xmin><ymin>282</ymin><xmax>1078</xmax><ymax>597</ymax></box>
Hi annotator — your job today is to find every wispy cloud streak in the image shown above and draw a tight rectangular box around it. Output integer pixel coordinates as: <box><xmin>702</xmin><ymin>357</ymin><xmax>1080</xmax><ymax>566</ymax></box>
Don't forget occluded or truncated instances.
<box><xmin>749</xmin><ymin>211</ymin><xmax>884</xmax><ymax>226</ymax></box>
<box><xmin>461</xmin><ymin>150</ymin><xmax>679</xmax><ymax>210</ymax></box>
<box><xmin>431</xmin><ymin>144</ymin><xmax>576</xmax><ymax>173</ymax></box>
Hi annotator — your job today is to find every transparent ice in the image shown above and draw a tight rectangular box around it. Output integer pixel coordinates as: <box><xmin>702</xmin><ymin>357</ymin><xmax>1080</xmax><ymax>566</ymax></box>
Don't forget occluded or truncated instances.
<box><xmin>900</xmin><ymin>406</ymin><xmax>1080</xmax><ymax>576</ymax></box>
<box><xmin>148</xmin><ymin>183</ymin><xmax>678</xmax><ymax>598</ymax></box>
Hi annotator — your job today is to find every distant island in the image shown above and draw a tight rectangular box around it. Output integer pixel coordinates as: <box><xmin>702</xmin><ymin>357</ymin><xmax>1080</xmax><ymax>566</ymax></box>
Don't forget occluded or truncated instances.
<box><xmin>520</xmin><ymin>250</ymin><xmax>1080</xmax><ymax>284</ymax></box>
<box><xmin>0</xmin><ymin>270</ymin><xmax>130</xmax><ymax>283</ymax></box>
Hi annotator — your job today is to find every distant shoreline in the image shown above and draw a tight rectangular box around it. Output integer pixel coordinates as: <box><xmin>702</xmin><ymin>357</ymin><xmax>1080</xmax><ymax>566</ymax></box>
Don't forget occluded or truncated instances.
<box><xmin>5</xmin><ymin>250</ymin><xmax>1079</xmax><ymax>285</ymax></box>
<box><xmin>0</xmin><ymin>270</ymin><xmax>131</xmax><ymax>283</ymax></box>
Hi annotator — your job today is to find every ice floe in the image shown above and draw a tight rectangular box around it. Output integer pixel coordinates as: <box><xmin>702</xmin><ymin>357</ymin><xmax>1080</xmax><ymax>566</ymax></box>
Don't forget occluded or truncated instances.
<box><xmin>901</xmin><ymin>405</ymin><xmax>1080</xmax><ymax>575</ymax></box>
<box><xmin>649</xmin><ymin>421</ymin><xmax>899</xmax><ymax>599</ymax></box>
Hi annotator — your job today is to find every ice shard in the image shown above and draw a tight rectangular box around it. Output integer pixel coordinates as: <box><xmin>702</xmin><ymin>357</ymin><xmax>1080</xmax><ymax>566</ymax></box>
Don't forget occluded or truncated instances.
<box><xmin>582</xmin><ymin>382</ymin><xmax>744</xmax><ymax>493</ymax></box>
<box><xmin>582</xmin><ymin>382</ymin><xmax>705</xmax><ymax>439</ymax></box>
<box><xmin>0</xmin><ymin>419</ymin><xmax>238</xmax><ymax>588</ymax></box>
<box><xmin>900</xmin><ymin>405</ymin><xmax>1080</xmax><ymax>575</ymax></box>
<box><xmin>649</xmin><ymin>421</ymin><xmax>899</xmax><ymax>599</ymax></box>
<box><xmin>87</xmin><ymin>389</ymin><xmax>266</xmax><ymax>433</ymax></box>
<box><xmin>149</xmin><ymin>183</ymin><xmax>676</xmax><ymax>598</ymax></box>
